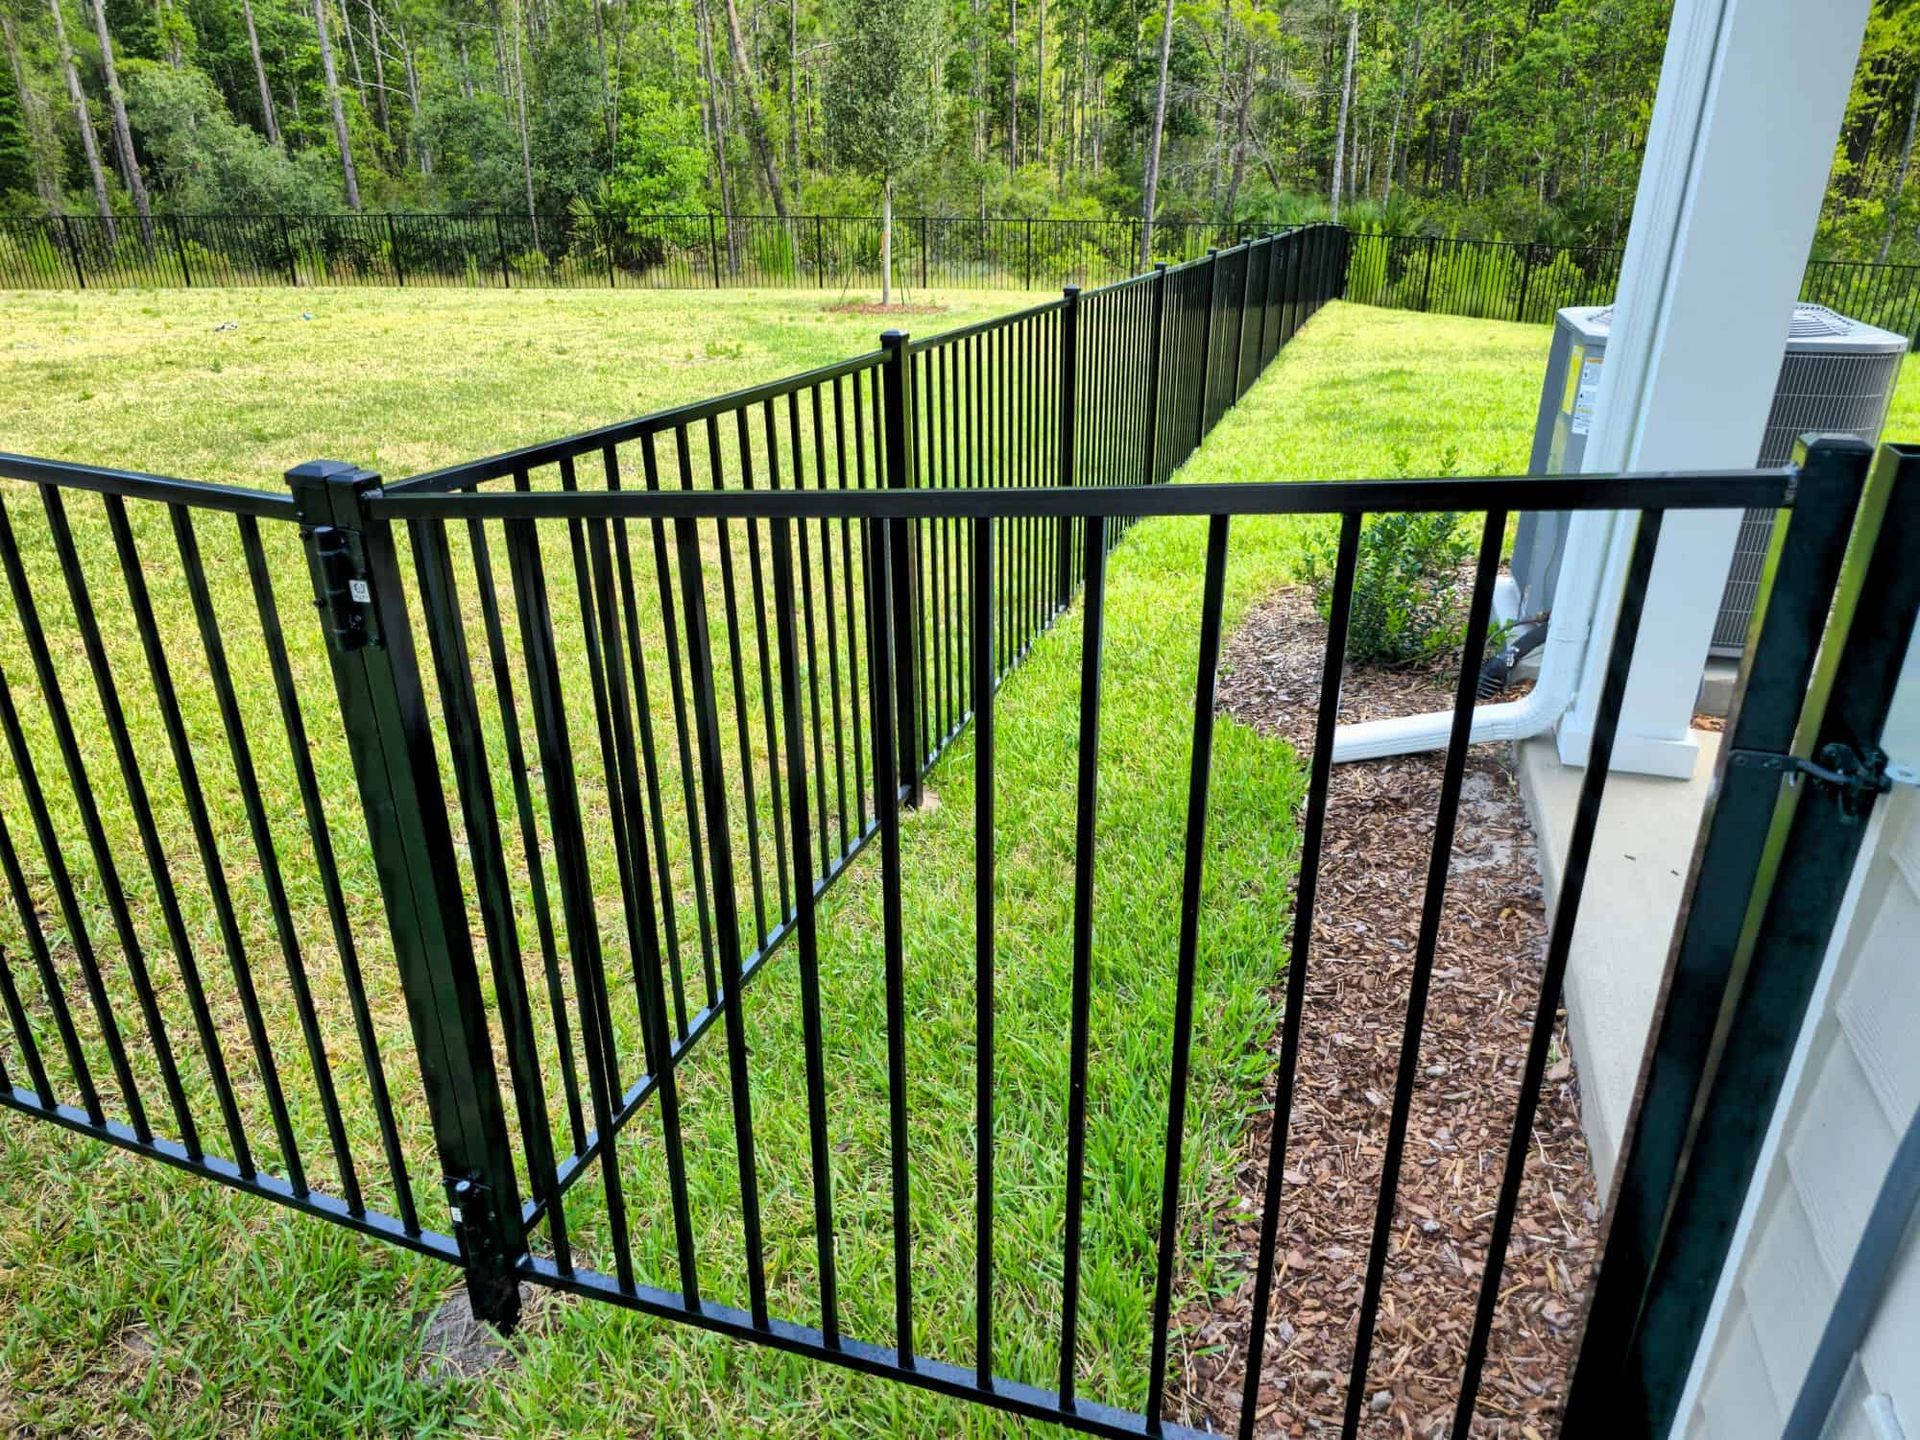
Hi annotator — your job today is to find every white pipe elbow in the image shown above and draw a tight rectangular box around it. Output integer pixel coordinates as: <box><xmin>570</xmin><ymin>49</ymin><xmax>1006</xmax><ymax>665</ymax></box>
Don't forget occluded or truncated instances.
<box><xmin>1327</xmin><ymin>510</ymin><xmax>1617</xmax><ymax>764</ymax></box>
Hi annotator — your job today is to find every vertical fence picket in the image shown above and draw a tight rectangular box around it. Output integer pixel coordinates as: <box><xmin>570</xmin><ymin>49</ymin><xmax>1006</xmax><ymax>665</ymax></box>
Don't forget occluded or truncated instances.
<box><xmin>1056</xmin><ymin>286</ymin><xmax>1080</xmax><ymax>606</ymax></box>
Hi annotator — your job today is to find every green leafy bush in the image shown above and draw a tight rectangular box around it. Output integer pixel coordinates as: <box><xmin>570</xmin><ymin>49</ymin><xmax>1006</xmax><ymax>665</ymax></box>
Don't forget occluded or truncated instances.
<box><xmin>1303</xmin><ymin>510</ymin><xmax>1474</xmax><ymax>667</ymax></box>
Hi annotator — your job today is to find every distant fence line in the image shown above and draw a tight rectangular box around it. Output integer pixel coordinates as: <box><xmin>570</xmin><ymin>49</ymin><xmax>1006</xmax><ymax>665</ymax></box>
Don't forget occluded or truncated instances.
<box><xmin>6</xmin><ymin>213</ymin><xmax>1916</xmax><ymax>342</ymax></box>
<box><xmin>0</xmin><ymin>210</ymin><xmax>1279</xmax><ymax>294</ymax></box>
<box><xmin>1342</xmin><ymin>230</ymin><xmax>1920</xmax><ymax>341</ymax></box>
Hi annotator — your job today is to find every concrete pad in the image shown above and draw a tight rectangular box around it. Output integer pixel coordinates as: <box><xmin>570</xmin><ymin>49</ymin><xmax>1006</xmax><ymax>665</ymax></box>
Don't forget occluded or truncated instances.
<box><xmin>1696</xmin><ymin>657</ymin><xmax>1742</xmax><ymax>718</ymax></box>
<box><xmin>1516</xmin><ymin>729</ymin><xmax>1720</xmax><ymax>1192</ymax></box>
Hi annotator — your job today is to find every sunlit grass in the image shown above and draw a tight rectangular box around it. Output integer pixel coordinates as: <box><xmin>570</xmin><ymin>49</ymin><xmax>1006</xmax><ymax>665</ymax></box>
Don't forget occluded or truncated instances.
<box><xmin>0</xmin><ymin>284</ymin><xmax>1043</xmax><ymax>486</ymax></box>
<box><xmin>1</xmin><ymin>292</ymin><xmax>1913</xmax><ymax>1438</ymax></box>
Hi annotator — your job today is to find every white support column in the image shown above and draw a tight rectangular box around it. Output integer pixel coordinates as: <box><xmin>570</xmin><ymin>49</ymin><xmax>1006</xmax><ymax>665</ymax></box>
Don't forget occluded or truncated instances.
<box><xmin>1557</xmin><ymin>0</ymin><xmax>1871</xmax><ymax>778</ymax></box>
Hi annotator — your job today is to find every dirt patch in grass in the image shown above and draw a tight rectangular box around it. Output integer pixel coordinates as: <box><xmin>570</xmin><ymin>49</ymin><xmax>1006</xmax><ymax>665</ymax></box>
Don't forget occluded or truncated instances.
<box><xmin>1172</xmin><ymin>585</ymin><xmax>1598</xmax><ymax>1439</ymax></box>
<box><xmin>820</xmin><ymin>300</ymin><xmax>950</xmax><ymax>316</ymax></box>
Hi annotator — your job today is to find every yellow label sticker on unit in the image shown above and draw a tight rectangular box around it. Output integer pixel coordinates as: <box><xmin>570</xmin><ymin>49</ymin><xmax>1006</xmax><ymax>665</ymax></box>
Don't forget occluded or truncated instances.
<box><xmin>1570</xmin><ymin>356</ymin><xmax>1604</xmax><ymax>436</ymax></box>
<box><xmin>1562</xmin><ymin>343</ymin><xmax>1586</xmax><ymax>416</ymax></box>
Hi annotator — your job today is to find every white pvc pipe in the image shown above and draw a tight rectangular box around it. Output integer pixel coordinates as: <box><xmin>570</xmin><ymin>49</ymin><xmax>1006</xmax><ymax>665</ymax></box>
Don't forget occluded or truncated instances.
<box><xmin>1329</xmin><ymin>508</ymin><xmax>1619</xmax><ymax>763</ymax></box>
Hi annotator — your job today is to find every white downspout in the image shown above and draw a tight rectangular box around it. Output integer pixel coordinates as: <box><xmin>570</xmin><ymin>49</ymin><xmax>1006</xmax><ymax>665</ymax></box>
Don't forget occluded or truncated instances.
<box><xmin>1329</xmin><ymin>509</ymin><xmax>1616</xmax><ymax>763</ymax></box>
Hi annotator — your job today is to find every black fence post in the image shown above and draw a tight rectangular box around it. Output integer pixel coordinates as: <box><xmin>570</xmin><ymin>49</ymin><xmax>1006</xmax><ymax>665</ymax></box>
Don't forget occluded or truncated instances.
<box><xmin>169</xmin><ymin>216</ymin><xmax>193</xmax><ymax>287</ymax></box>
<box><xmin>1515</xmin><ymin>242</ymin><xmax>1536</xmax><ymax>323</ymax></box>
<box><xmin>388</xmin><ymin>214</ymin><xmax>406</xmax><ymax>285</ymax></box>
<box><xmin>280</xmin><ymin>215</ymin><xmax>298</xmax><ymax>285</ymax></box>
<box><xmin>1144</xmin><ymin>262</ymin><xmax>1167</xmax><ymax>486</ymax></box>
<box><xmin>286</xmin><ymin>459</ymin><xmax>527</xmax><ymax>1329</ymax></box>
<box><xmin>1234</xmin><ymin>241</ymin><xmax>1254</xmax><ymax>397</ymax></box>
<box><xmin>1195</xmin><ymin>248</ymin><xmax>1219</xmax><ymax>449</ymax></box>
<box><xmin>920</xmin><ymin>215</ymin><xmax>930</xmax><ymax>290</ymax></box>
<box><xmin>1025</xmin><ymin>218</ymin><xmax>1034</xmax><ymax>290</ymax></box>
<box><xmin>1421</xmin><ymin>233</ymin><xmax>1437</xmax><ymax>311</ymax></box>
<box><xmin>60</xmin><ymin>215</ymin><xmax>84</xmax><ymax>289</ymax></box>
<box><xmin>1261</xmin><ymin>232</ymin><xmax>1282</xmax><ymax>362</ymax></box>
<box><xmin>816</xmin><ymin>216</ymin><xmax>826</xmax><ymax>288</ymax></box>
<box><xmin>494</xmin><ymin>215</ymin><xmax>511</xmax><ymax>288</ymax></box>
<box><xmin>709</xmin><ymin>213</ymin><xmax>723</xmax><ymax>288</ymax></box>
<box><xmin>879</xmin><ymin>330</ymin><xmax>922</xmax><ymax>808</ymax></box>
<box><xmin>1563</xmin><ymin>436</ymin><xmax>1906</xmax><ymax>1439</ymax></box>
<box><xmin>1056</xmin><ymin>285</ymin><xmax>1080</xmax><ymax>609</ymax></box>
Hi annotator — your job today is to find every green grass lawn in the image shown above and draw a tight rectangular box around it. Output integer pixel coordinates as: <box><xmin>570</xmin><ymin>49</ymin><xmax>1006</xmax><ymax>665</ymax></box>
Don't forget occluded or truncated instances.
<box><xmin>0</xmin><ymin>291</ymin><xmax>1913</xmax><ymax>1439</ymax></box>
<box><xmin>0</xmin><ymin>285</ymin><xmax>1041</xmax><ymax>486</ymax></box>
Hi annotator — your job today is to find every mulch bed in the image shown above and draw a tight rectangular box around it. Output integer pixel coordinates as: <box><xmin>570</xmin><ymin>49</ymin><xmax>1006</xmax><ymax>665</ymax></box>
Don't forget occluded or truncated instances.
<box><xmin>1170</xmin><ymin>586</ymin><xmax>1599</xmax><ymax>1439</ymax></box>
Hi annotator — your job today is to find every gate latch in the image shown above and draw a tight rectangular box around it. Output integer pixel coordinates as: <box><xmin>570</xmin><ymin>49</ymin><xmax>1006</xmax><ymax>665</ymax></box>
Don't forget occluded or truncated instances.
<box><xmin>1729</xmin><ymin>741</ymin><xmax>1894</xmax><ymax>823</ymax></box>
<box><xmin>308</xmin><ymin>525</ymin><xmax>380</xmax><ymax>651</ymax></box>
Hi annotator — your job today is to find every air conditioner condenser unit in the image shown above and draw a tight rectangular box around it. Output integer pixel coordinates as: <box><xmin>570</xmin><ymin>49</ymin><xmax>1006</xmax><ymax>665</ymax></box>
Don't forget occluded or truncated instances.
<box><xmin>1512</xmin><ymin>302</ymin><xmax>1909</xmax><ymax>657</ymax></box>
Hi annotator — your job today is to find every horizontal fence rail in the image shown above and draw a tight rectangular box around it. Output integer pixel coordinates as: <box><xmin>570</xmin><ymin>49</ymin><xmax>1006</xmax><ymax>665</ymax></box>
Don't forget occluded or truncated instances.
<box><xmin>0</xmin><ymin>210</ymin><xmax>1286</xmax><ymax>294</ymax></box>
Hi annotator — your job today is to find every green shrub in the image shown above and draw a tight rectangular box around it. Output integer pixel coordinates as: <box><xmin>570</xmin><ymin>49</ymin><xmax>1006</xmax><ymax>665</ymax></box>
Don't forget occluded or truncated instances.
<box><xmin>1303</xmin><ymin>510</ymin><xmax>1474</xmax><ymax>667</ymax></box>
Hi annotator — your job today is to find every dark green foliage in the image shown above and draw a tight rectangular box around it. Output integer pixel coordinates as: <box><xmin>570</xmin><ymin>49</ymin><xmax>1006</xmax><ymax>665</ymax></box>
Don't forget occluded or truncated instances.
<box><xmin>0</xmin><ymin>68</ymin><xmax>35</xmax><ymax>204</ymax></box>
<box><xmin>1303</xmin><ymin>510</ymin><xmax>1473</xmax><ymax>668</ymax></box>
<box><xmin>121</xmin><ymin>61</ymin><xmax>333</xmax><ymax>211</ymax></box>
<box><xmin>607</xmin><ymin>85</ymin><xmax>708</xmax><ymax>216</ymax></box>
<box><xmin>821</xmin><ymin>0</ymin><xmax>944</xmax><ymax>186</ymax></box>
<box><xmin>0</xmin><ymin>0</ymin><xmax>1909</xmax><ymax>265</ymax></box>
<box><xmin>417</xmin><ymin>93</ymin><xmax>525</xmax><ymax>213</ymax></box>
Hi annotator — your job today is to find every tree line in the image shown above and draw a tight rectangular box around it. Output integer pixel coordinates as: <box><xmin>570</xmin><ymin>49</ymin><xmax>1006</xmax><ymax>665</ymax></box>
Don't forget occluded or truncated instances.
<box><xmin>0</xmin><ymin>0</ymin><xmax>1915</xmax><ymax>273</ymax></box>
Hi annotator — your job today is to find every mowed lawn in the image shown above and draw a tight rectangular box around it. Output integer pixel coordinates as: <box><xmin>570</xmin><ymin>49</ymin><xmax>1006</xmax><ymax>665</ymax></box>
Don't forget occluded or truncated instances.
<box><xmin>0</xmin><ymin>285</ymin><xmax>1043</xmax><ymax>486</ymax></box>
<box><xmin>0</xmin><ymin>290</ymin><xmax>1914</xmax><ymax>1440</ymax></box>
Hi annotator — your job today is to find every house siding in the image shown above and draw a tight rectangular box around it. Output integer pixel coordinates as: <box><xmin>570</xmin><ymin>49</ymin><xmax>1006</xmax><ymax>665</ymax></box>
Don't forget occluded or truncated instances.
<box><xmin>1681</xmin><ymin>783</ymin><xmax>1920</xmax><ymax>1440</ymax></box>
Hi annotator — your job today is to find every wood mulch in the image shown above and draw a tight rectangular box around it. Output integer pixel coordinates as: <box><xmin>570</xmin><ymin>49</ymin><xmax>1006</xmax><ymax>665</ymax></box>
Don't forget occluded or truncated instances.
<box><xmin>1170</xmin><ymin>586</ymin><xmax>1599</xmax><ymax>1439</ymax></box>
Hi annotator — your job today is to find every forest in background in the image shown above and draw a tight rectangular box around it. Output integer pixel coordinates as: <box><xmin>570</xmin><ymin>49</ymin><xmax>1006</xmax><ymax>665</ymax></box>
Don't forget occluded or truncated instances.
<box><xmin>0</xmin><ymin>0</ymin><xmax>1915</xmax><ymax>266</ymax></box>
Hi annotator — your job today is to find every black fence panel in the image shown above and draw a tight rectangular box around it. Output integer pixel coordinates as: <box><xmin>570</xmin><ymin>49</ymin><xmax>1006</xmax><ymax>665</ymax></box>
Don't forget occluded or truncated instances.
<box><xmin>1</xmin><ymin>225</ymin><xmax>1903</xmax><ymax>1440</ymax></box>
<box><xmin>0</xmin><ymin>460</ymin><xmax>446</xmax><ymax>1262</ymax></box>
<box><xmin>1343</xmin><ymin>232</ymin><xmax>1627</xmax><ymax>324</ymax></box>
<box><xmin>1799</xmin><ymin>258</ymin><xmax>1920</xmax><ymax>341</ymax></box>
<box><xmin>355</xmin><ymin>449</ymin><xmax>1848</xmax><ymax>1440</ymax></box>
<box><xmin>0</xmin><ymin>224</ymin><xmax>1339</xmax><ymax>1433</ymax></box>
<box><xmin>12</xmin><ymin>213</ymin><xmax>1920</xmax><ymax>338</ymax></box>
<box><xmin>0</xmin><ymin>211</ymin><xmax>1293</xmax><ymax>295</ymax></box>
<box><xmin>1344</xmin><ymin>231</ymin><xmax>1920</xmax><ymax>339</ymax></box>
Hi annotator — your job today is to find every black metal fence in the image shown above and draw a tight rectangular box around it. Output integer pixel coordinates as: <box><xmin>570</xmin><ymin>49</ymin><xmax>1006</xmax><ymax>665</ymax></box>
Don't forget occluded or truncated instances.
<box><xmin>1344</xmin><ymin>230</ymin><xmax>1920</xmax><ymax>339</ymax></box>
<box><xmin>0</xmin><ymin>210</ymin><xmax>1279</xmax><ymax>293</ymax></box>
<box><xmin>17</xmin><ymin>210</ymin><xmax>1920</xmax><ymax>344</ymax></box>
<box><xmin>1343</xmin><ymin>232</ymin><xmax>1626</xmax><ymax>326</ymax></box>
<box><xmin>2</xmin><ymin>218</ymin><xmax>1908</xmax><ymax>1438</ymax></box>
<box><xmin>0</xmin><ymin>226</ymin><xmax>1335</xmax><ymax>1431</ymax></box>
<box><xmin>1798</xmin><ymin>257</ymin><xmax>1920</xmax><ymax>341</ymax></box>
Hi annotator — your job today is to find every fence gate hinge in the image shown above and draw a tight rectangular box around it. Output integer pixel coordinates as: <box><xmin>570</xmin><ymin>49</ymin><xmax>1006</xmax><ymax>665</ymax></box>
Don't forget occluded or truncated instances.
<box><xmin>446</xmin><ymin>1175</ymin><xmax>509</xmax><ymax>1271</ymax></box>
<box><xmin>1729</xmin><ymin>741</ymin><xmax>1896</xmax><ymax>822</ymax></box>
<box><xmin>307</xmin><ymin>524</ymin><xmax>381</xmax><ymax>651</ymax></box>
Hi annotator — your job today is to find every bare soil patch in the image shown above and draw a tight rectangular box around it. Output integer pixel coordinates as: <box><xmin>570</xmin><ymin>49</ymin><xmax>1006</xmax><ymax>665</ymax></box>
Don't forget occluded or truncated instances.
<box><xmin>1172</xmin><ymin>586</ymin><xmax>1598</xmax><ymax>1439</ymax></box>
<box><xmin>820</xmin><ymin>300</ymin><xmax>950</xmax><ymax>316</ymax></box>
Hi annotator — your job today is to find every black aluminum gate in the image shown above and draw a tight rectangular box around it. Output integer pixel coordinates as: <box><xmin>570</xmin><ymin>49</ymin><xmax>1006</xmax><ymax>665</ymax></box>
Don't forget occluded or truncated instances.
<box><xmin>1</xmin><ymin>237</ymin><xmax>1916</xmax><ymax>1436</ymax></box>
